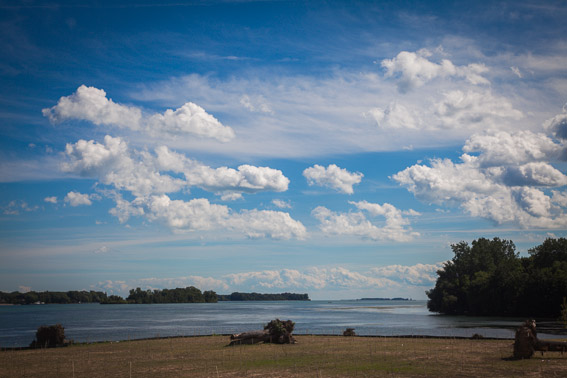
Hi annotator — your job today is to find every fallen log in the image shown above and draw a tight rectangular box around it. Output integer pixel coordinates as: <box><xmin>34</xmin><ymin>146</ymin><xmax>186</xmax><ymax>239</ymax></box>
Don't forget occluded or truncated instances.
<box><xmin>535</xmin><ymin>339</ymin><xmax>567</xmax><ymax>354</ymax></box>
<box><xmin>228</xmin><ymin>331</ymin><xmax>270</xmax><ymax>346</ymax></box>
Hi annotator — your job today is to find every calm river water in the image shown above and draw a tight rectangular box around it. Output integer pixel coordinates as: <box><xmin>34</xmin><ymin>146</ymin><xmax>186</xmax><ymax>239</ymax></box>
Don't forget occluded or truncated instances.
<box><xmin>1</xmin><ymin>300</ymin><xmax>563</xmax><ymax>347</ymax></box>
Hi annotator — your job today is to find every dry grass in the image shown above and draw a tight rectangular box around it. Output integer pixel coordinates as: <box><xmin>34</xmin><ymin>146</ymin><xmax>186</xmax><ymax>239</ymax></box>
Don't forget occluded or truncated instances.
<box><xmin>1</xmin><ymin>335</ymin><xmax>566</xmax><ymax>377</ymax></box>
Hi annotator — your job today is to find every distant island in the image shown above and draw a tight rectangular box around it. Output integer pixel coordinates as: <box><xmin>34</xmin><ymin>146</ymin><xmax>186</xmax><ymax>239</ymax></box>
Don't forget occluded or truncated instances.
<box><xmin>218</xmin><ymin>292</ymin><xmax>310</xmax><ymax>301</ymax></box>
<box><xmin>0</xmin><ymin>287</ymin><xmax>310</xmax><ymax>305</ymax></box>
<box><xmin>0</xmin><ymin>290</ymin><xmax>117</xmax><ymax>305</ymax></box>
<box><xmin>359</xmin><ymin>297</ymin><xmax>413</xmax><ymax>301</ymax></box>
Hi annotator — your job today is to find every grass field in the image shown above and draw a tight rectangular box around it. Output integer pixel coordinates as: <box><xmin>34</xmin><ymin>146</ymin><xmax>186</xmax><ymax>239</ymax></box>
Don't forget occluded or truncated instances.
<box><xmin>1</xmin><ymin>335</ymin><xmax>566</xmax><ymax>377</ymax></box>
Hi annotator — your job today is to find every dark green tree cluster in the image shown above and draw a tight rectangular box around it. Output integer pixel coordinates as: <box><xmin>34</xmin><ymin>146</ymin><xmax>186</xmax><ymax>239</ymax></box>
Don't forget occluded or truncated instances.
<box><xmin>218</xmin><ymin>292</ymin><xmax>310</xmax><ymax>301</ymax></box>
<box><xmin>427</xmin><ymin>237</ymin><xmax>567</xmax><ymax>317</ymax></box>
<box><xmin>0</xmin><ymin>290</ymin><xmax>110</xmax><ymax>305</ymax></box>
<box><xmin>125</xmin><ymin>286</ymin><xmax>218</xmax><ymax>304</ymax></box>
<box><xmin>29</xmin><ymin>324</ymin><xmax>66</xmax><ymax>348</ymax></box>
<box><xmin>100</xmin><ymin>295</ymin><xmax>128</xmax><ymax>304</ymax></box>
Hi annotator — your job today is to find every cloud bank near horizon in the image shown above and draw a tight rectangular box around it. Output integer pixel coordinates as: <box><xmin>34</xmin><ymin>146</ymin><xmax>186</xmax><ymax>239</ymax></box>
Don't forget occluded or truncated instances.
<box><xmin>92</xmin><ymin>262</ymin><xmax>444</xmax><ymax>299</ymax></box>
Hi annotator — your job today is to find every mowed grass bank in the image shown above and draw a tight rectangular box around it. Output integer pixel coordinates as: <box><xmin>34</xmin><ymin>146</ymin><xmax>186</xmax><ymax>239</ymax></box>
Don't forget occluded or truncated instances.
<box><xmin>1</xmin><ymin>335</ymin><xmax>566</xmax><ymax>377</ymax></box>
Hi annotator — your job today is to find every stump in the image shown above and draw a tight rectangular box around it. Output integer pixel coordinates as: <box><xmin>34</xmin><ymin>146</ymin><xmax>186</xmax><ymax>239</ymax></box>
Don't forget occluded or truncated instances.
<box><xmin>513</xmin><ymin>320</ymin><xmax>537</xmax><ymax>359</ymax></box>
<box><xmin>513</xmin><ymin>319</ymin><xmax>567</xmax><ymax>359</ymax></box>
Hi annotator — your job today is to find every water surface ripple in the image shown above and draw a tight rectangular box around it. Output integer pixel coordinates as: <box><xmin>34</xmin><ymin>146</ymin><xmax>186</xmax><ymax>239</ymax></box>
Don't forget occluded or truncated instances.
<box><xmin>1</xmin><ymin>300</ymin><xmax>562</xmax><ymax>347</ymax></box>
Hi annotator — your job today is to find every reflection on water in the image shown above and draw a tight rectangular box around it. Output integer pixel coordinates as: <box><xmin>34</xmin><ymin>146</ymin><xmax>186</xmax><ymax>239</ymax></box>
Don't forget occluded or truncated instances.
<box><xmin>1</xmin><ymin>300</ymin><xmax>564</xmax><ymax>347</ymax></box>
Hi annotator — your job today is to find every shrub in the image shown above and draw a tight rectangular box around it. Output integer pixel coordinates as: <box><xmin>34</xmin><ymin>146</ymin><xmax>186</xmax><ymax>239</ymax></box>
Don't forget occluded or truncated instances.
<box><xmin>30</xmin><ymin>324</ymin><xmax>66</xmax><ymax>348</ymax></box>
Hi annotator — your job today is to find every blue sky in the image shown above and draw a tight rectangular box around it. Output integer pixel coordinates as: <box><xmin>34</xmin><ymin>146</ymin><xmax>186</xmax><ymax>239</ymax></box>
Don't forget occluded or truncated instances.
<box><xmin>1</xmin><ymin>0</ymin><xmax>566</xmax><ymax>300</ymax></box>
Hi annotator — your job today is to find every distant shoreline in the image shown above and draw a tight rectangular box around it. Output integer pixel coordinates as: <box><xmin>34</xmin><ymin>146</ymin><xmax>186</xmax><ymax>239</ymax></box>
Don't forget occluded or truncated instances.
<box><xmin>359</xmin><ymin>297</ymin><xmax>413</xmax><ymax>301</ymax></box>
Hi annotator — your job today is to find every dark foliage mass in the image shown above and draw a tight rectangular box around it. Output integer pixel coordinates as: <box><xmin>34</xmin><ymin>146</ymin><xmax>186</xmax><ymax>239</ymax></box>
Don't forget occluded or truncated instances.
<box><xmin>0</xmin><ymin>290</ymin><xmax>113</xmax><ymax>305</ymax></box>
<box><xmin>125</xmin><ymin>287</ymin><xmax>218</xmax><ymax>304</ymax></box>
<box><xmin>427</xmin><ymin>238</ymin><xmax>567</xmax><ymax>317</ymax></box>
<box><xmin>218</xmin><ymin>292</ymin><xmax>310</xmax><ymax>301</ymax></box>
<box><xmin>29</xmin><ymin>324</ymin><xmax>66</xmax><ymax>348</ymax></box>
<box><xmin>0</xmin><ymin>288</ymin><xmax>310</xmax><ymax>305</ymax></box>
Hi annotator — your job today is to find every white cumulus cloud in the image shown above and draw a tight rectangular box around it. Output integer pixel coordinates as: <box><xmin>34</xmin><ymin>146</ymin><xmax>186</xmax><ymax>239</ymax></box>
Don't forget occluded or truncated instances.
<box><xmin>63</xmin><ymin>137</ymin><xmax>289</xmax><ymax>198</ymax></box>
<box><xmin>381</xmin><ymin>49</ymin><xmax>490</xmax><ymax>92</ymax></box>
<box><xmin>43</xmin><ymin>85</ymin><xmax>234</xmax><ymax>142</ymax></box>
<box><xmin>435</xmin><ymin>90</ymin><xmax>523</xmax><ymax>129</ymax></box>
<box><xmin>312</xmin><ymin>201</ymin><xmax>419</xmax><ymax>242</ymax></box>
<box><xmin>393</xmin><ymin>129</ymin><xmax>567</xmax><ymax>228</ymax></box>
<box><xmin>60</xmin><ymin>135</ymin><xmax>299</xmax><ymax>240</ymax></box>
<box><xmin>146</xmin><ymin>102</ymin><xmax>235</xmax><ymax>142</ymax></box>
<box><xmin>543</xmin><ymin>105</ymin><xmax>567</xmax><ymax>141</ymax></box>
<box><xmin>155</xmin><ymin>146</ymin><xmax>289</xmax><ymax>194</ymax></box>
<box><xmin>228</xmin><ymin>209</ymin><xmax>307</xmax><ymax>240</ymax></box>
<box><xmin>144</xmin><ymin>195</ymin><xmax>306</xmax><ymax>239</ymax></box>
<box><xmin>63</xmin><ymin>136</ymin><xmax>185</xmax><ymax>197</ymax></box>
<box><xmin>42</xmin><ymin>85</ymin><xmax>142</xmax><ymax>129</ymax></box>
<box><xmin>463</xmin><ymin>131</ymin><xmax>564</xmax><ymax>167</ymax></box>
<box><xmin>64</xmin><ymin>191</ymin><xmax>94</xmax><ymax>207</ymax></box>
<box><xmin>303</xmin><ymin>164</ymin><xmax>363</xmax><ymax>194</ymax></box>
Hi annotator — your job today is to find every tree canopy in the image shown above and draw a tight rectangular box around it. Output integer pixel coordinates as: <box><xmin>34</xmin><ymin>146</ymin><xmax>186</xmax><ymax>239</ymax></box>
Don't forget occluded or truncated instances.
<box><xmin>0</xmin><ymin>290</ymin><xmax>112</xmax><ymax>305</ymax></box>
<box><xmin>427</xmin><ymin>237</ymin><xmax>567</xmax><ymax>317</ymax></box>
<box><xmin>125</xmin><ymin>286</ymin><xmax>217</xmax><ymax>304</ymax></box>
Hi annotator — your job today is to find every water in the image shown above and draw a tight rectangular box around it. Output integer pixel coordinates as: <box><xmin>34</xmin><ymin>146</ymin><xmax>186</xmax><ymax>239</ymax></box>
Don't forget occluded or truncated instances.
<box><xmin>1</xmin><ymin>300</ymin><xmax>564</xmax><ymax>347</ymax></box>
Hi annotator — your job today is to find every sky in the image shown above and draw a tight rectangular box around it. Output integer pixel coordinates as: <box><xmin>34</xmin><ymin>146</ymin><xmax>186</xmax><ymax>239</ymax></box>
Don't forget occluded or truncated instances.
<box><xmin>1</xmin><ymin>0</ymin><xmax>566</xmax><ymax>300</ymax></box>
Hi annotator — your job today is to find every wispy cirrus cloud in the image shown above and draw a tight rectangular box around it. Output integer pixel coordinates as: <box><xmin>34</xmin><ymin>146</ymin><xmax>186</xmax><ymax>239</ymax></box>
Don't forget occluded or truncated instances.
<box><xmin>2</xmin><ymin>200</ymin><xmax>37</xmax><ymax>215</ymax></box>
<box><xmin>124</xmin><ymin>47</ymin><xmax>543</xmax><ymax>159</ymax></box>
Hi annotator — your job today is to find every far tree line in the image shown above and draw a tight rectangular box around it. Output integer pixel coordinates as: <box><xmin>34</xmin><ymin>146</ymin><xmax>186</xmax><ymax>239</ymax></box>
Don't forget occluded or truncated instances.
<box><xmin>217</xmin><ymin>292</ymin><xmax>310</xmax><ymax>301</ymax></box>
<box><xmin>0</xmin><ymin>287</ymin><xmax>310</xmax><ymax>305</ymax></box>
<box><xmin>427</xmin><ymin>237</ymin><xmax>567</xmax><ymax>318</ymax></box>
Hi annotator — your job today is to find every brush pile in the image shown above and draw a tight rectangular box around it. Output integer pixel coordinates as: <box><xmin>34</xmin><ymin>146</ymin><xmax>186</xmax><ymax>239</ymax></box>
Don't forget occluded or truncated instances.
<box><xmin>228</xmin><ymin>319</ymin><xmax>296</xmax><ymax>346</ymax></box>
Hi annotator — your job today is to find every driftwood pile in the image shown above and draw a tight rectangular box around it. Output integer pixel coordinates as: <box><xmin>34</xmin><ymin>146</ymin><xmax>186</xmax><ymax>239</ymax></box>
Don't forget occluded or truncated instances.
<box><xmin>513</xmin><ymin>319</ymin><xmax>567</xmax><ymax>359</ymax></box>
<box><xmin>228</xmin><ymin>319</ymin><xmax>296</xmax><ymax>346</ymax></box>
